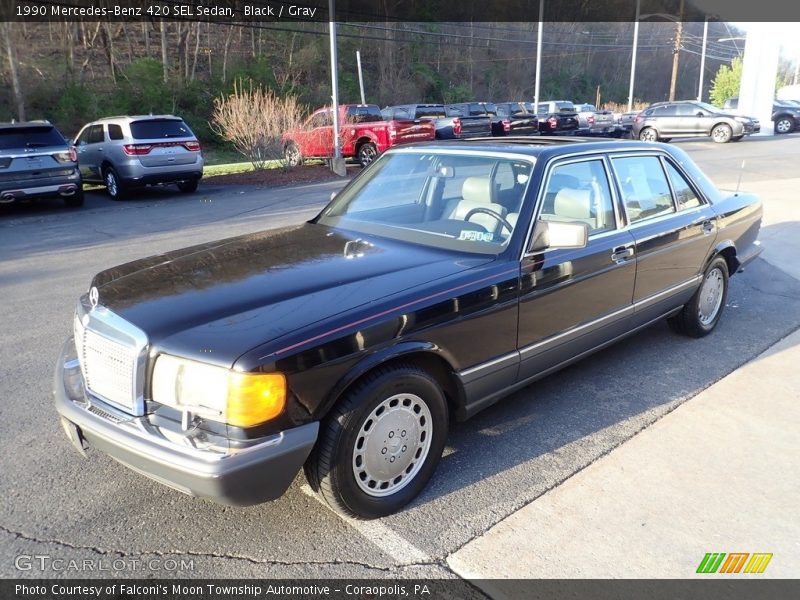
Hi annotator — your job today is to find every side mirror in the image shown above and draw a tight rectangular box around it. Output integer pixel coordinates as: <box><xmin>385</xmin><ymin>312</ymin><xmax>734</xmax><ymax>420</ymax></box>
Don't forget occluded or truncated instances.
<box><xmin>528</xmin><ymin>219</ymin><xmax>589</xmax><ymax>253</ymax></box>
<box><xmin>330</xmin><ymin>192</ymin><xmax>337</xmax><ymax>201</ymax></box>
<box><xmin>696</xmin><ymin>111</ymin><xmax>705</xmax><ymax>117</ymax></box>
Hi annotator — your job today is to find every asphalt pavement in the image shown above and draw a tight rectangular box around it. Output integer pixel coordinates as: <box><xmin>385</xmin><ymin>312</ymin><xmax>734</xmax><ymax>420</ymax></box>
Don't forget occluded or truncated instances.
<box><xmin>1</xmin><ymin>136</ymin><xmax>798</xmax><ymax>582</ymax></box>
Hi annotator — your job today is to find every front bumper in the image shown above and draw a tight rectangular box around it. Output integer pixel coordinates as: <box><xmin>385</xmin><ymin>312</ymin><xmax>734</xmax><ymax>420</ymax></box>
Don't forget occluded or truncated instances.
<box><xmin>53</xmin><ymin>340</ymin><xmax>318</xmax><ymax>506</ymax></box>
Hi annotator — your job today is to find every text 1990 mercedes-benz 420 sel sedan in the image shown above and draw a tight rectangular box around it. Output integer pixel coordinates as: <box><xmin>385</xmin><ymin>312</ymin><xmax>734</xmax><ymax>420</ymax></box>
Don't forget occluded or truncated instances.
<box><xmin>55</xmin><ymin>138</ymin><xmax>762</xmax><ymax>518</ymax></box>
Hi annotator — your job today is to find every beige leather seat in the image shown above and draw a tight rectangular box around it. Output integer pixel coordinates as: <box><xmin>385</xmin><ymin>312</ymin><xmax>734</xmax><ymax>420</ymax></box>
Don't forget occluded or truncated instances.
<box><xmin>552</xmin><ymin>188</ymin><xmax>595</xmax><ymax>230</ymax></box>
<box><xmin>444</xmin><ymin>176</ymin><xmax>507</xmax><ymax>232</ymax></box>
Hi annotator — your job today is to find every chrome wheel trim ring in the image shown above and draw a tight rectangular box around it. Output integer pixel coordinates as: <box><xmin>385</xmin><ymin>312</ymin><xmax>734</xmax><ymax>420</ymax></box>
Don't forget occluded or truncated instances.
<box><xmin>698</xmin><ymin>267</ymin><xmax>725</xmax><ymax>325</ymax></box>
<box><xmin>352</xmin><ymin>393</ymin><xmax>433</xmax><ymax>498</ymax></box>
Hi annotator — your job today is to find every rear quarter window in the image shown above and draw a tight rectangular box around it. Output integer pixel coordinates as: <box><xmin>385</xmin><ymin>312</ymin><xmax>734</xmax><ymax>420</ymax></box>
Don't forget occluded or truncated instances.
<box><xmin>130</xmin><ymin>119</ymin><xmax>193</xmax><ymax>140</ymax></box>
<box><xmin>0</xmin><ymin>126</ymin><xmax>65</xmax><ymax>150</ymax></box>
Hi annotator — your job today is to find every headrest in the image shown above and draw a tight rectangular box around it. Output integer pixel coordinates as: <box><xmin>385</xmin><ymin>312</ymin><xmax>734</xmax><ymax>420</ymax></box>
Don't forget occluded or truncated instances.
<box><xmin>553</xmin><ymin>188</ymin><xmax>592</xmax><ymax>219</ymax></box>
<box><xmin>462</xmin><ymin>177</ymin><xmax>494</xmax><ymax>204</ymax></box>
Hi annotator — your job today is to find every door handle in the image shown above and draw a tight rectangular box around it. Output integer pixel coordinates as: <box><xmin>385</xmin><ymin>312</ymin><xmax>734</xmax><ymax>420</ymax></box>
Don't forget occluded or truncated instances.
<box><xmin>611</xmin><ymin>246</ymin><xmax>634</xmax><ymax>263</ymax></box>
<box><xmin>702</xmin><ymin>220</ymin><xmax>714</xmax><ymax>235</ymax></box>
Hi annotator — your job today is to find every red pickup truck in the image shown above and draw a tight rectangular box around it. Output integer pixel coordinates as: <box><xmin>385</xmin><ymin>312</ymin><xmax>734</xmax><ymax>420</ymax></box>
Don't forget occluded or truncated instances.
<box><xmin>283</xmin><ymin>104</ymin><xmax>435</xmax><ymax>167</ymax></box>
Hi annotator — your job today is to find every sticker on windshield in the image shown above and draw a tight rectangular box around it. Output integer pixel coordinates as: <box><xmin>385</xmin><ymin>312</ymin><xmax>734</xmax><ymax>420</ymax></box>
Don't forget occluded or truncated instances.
<box><xmin>459</xmin><ymin>230</ymin><xmax>494</xmax><ymax>242</ymax></box>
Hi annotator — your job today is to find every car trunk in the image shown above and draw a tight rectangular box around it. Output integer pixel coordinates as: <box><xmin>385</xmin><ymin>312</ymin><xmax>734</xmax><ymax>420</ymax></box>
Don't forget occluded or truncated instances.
<box><xmin>129</xmin><ymin>119</ymin><xmax>199</xmax><ymax>168</ymax></box>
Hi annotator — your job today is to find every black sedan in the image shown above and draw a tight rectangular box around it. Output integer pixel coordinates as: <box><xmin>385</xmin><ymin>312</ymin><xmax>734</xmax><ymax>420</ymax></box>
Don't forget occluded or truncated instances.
<box><xmin>55</xmin><ymin>139</ymin><xmax>763</xmax><ymax>519</ymax></box>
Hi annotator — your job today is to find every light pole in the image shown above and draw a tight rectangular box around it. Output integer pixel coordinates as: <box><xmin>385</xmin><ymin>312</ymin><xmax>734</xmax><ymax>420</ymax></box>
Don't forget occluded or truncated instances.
<box><xmin>627</xmin><ymin>0</ymin><xmax>640</xmax><ymax>112</ymax></box>
<box><xmin>533</xmin><ymin>0</ymin><xmax>544</xmax><ymax>111</ymax></box>
<box><xmin>328</xmin><ymin>0</ymin><xmax>345</xmax><ymax>176</ymax></box>
<box><xmin>697</xmin><ymin>18</ymin><xmax>708</xmax><ymax>101</ymax></box>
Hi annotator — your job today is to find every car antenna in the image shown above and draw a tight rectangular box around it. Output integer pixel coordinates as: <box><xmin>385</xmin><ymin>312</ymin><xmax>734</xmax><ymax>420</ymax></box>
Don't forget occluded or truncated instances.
<box><xmin>734</xmin><ymin>159</ymin><xmax>746</xmax><ymax>196</ymax></box>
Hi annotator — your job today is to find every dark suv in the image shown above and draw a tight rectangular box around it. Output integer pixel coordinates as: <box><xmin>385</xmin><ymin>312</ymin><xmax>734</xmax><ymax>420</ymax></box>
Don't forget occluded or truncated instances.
<box><xmin>0</xmin><ymin>121</ymin><xmax>83</xmax><ymax>208</ymax></box>
<box><xmin>723</xmin><ymin>97</ymin><xmax>800</xmax><ymax>135</ymax></box>
<box><xmin>633</xmin><ymin>101</ymin><xmax>760</xmax><ymax>143</ymax></box>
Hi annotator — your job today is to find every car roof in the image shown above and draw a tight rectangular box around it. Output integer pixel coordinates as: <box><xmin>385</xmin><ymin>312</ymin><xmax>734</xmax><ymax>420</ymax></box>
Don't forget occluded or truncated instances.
<box><xmin>390</xmin><ymin>136</ymin><xmax>658</xmax><ymax>158</ymax></box>
<box><xmin>0</xmin><ymin>121</ymin><xmax>54</xmax><ymax>130</ymax></box>
<box><xmin>91</xmin><ymin>115</ymin><xmax>183</xmax><ymax>123</ymax></box>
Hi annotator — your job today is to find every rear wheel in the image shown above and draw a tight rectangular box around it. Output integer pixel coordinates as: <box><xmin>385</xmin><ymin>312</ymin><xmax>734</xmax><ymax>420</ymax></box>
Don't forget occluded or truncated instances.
<box><xmin>668</xmin><ymin>256</ymin><xmax>729</xmax><ymax>337</ymax></box>
<box><xmin>711</xmin><ymin>123</ymin><xmax>733</xmax><ymax>143</ymax></box>
<box><xmin>357</xmin><ymin>142</ymin><xmax>378</xmax><ymax>167</ymax></box>
<box><xmin>64</xmin><ymin>187</ymin><xmax>84</xmax><ymax>208</ymax></box>
<box><xmin>284</xmin><ymin>142</ymin><xmax>303</xmax><ymax>167</ymax></box>
<box><xmin>177</xmin><ymin>179</ymin><xmax>198</xmax><ymax>193</ymax></box>
<box><xmin>638</xmin><ymin>127</ymin><xmax>658</xmax><ymax>142</ymax></box>
<box><xmin>305</xmin><ymin>364</ymin><xmax>449</xmax><ymax>519</ymax></box>
<box><xmin>103</xmin><ymin>167</ymin><xmax>126</xmax><ymax>200</ymax></box>
<box><xmin>774</xmin><ymin>117</ymin><xmax>793</xmax><ymax>134</ymax></box>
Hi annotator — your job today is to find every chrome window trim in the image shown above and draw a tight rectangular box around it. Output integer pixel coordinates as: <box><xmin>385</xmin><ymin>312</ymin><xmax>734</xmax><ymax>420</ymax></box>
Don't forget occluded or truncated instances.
<box><xmin>633</xmin><ymin>275</ymin><xmax>702</xmax><ymax>311</ymax></box>
<box><xmin>659</xmin><ymin>155</ymin><xmax>710</xmax><ymax>210</ymax></box>
<box><xmin>388</xmin><ymin>146</ymin><xmax>539</xmax><ymax>164</ymax></box>
<box><xmin>459</xmin><ymin>350</ymin><xmax>520</xmax><ymax>382</ymax></box>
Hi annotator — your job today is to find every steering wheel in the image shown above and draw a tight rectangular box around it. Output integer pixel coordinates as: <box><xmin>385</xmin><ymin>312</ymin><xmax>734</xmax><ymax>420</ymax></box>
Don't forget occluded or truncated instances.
<box><xmin>464</xmin><ymin>207</ymin><xmax>514</xmax><ymax>234</ymax></box>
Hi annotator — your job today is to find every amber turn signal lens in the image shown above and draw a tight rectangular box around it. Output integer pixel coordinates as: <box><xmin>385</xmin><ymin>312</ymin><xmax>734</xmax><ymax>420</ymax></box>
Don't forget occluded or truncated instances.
<box><xmin>226</xmin><ymin>372</ymin><xmax>286</xmax><ymax>427</ymax></box>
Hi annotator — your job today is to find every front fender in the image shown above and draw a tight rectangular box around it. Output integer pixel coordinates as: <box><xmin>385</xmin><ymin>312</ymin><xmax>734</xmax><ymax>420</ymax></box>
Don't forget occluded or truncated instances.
<box><xmin>319</xmin><ymin>341</ymin><xmax>462</xmax><ymax>418</ymax></box>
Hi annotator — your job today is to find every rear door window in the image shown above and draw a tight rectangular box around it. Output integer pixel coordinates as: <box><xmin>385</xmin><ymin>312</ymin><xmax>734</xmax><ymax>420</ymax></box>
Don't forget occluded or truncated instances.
<box><xmin>130</xmin><ymin>119</ymin><xmax>192</xmax><ymax>140</ymax></box>
<box><xmin>0</xmin><ymin>126</ymin><xmax>65</xmax><ymax>150</ymax></box>
<box><xmin>345</xmin><ymin>106</ymin><xmax>384</xmax><ymax>123</ymax></box>
<box><xmin>612</xmin><ymin>155</ymin><xmax>675</xmax><ymax>223</ymax></box>
<box><xmin>108</xmin><ymin>124</ymin><xmax>124</xmax><ymax>140</ymax></box>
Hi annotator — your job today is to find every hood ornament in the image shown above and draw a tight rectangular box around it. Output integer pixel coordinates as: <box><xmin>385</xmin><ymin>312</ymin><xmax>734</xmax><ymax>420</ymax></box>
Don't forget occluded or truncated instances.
<box><xmin>89</xmin><ymin>286</ymin><xmax>99</xmax><ymax>309</ymax></box>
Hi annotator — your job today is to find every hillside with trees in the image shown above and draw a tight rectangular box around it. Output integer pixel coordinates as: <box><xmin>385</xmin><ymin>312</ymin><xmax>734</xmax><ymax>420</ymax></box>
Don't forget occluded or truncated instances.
<box><xmin>1</xmin><ymin>20</ymin><xmax>792</xmax><ymax>144</ymax></box>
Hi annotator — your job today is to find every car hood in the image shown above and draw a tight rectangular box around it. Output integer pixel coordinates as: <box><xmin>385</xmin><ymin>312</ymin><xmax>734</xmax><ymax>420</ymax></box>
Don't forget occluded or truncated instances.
<box><xmin>90</xmin><ymin>223</ymin><xmax>494</xmax><ymax>365</ymax></box>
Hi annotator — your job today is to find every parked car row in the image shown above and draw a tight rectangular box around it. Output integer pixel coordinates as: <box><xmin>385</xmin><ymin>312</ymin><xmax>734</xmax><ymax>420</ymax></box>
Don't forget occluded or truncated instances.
<box><xmin>0</xmin><ymin>115</ymin><xmax>204</xmax><ymax>208</ymax></box>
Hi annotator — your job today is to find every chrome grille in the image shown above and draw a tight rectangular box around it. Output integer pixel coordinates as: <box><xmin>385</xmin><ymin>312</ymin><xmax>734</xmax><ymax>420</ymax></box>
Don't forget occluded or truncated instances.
<box><xmin>81</xmin><ymin>328</ymin><xmax>136</xmax><ymax>411</ymax></box>
<box><xmin>73</xmin><ymin>302</ymin><xmax>148</xmax><ymax>416</ymax></box>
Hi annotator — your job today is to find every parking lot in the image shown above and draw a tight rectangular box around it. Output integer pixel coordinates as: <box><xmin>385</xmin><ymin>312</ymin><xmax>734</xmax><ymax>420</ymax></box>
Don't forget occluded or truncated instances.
<box><xmin>1</xmin><ymin>136</ymin><xmax>799</xmax><ymax>579</ymax></box>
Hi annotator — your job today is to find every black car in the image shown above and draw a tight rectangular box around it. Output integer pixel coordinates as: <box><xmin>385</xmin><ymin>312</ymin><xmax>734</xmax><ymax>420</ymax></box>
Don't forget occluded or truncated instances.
<box><xmin>723</xmin><ymin>97</ymin><xmax>800</xmax><ymax>135</ymax></box>
<box><xmin>535</xmin><ymin>101</ymin><xmax>580</xmax><ymax>135</ymax></box>
<box><xmin>55</xmin><ymin>139</ymin><xmax>762</xmax><ymax>519</ymax></box>
<box><xmin>0</xmin><ymin>121</ymin><xmax>83</xmax><ymax>207</ymax></box>
<box><xmin>495</xmin><ymin>102</ymin><xmax>540</xmax><ymax>136</ymax></box>
<box><xmin>446</xmin><ymin>102</ymin><xmax>507</xmax><ymax>136</ymax></box>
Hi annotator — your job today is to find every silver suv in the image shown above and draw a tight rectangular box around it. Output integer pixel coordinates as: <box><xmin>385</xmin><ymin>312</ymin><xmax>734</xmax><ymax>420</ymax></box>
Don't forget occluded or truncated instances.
<box><xmin>633</xmin><ymin>101</ymin><xmax>760</xmax><ymax>143</ymax></box>
<box><xmin>0</xmin><ymin>121</ymin><xmax>83</xmax><ymax>208</ymax></box>
<box><xmin>74</xmin><ymin>115</ymin><xmax>203</xmax><ymax>199</ymax></box>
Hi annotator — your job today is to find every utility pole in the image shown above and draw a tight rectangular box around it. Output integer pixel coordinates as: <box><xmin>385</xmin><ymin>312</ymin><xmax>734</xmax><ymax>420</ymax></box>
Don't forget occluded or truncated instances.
<box><xmin>533</xmin><ymin>0</ymin><xmax>544</xmax><ymax>110</ymax></box>
<box><xmin>356</xmin><ymin>50</ymin><xmax>366</xmax><ymax>105</ymax></box>
<box><xmin>668</xmin><ymin>0</ymin><xmax>685</xmax><ymax>102</ymax></box>
<box><xmin>328</xmin><ymin>0</ymin><xmax>345</xmax><ymax>176</ymax></box>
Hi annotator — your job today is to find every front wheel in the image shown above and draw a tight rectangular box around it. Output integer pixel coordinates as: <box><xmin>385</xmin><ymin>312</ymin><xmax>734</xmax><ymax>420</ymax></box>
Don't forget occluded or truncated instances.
<box><xmin>357</xmin><ymin>142</ymin><xmax>378</xmax><ymax>167</ymax></box>
<box><xmin>305</xmin><ymin>364</ymin><xmax>449</xmax><ymax>519</ymax></box>
<box><xmin>711</xmin><ymin>123</ymin><xmax>733</xmax><ymax>143</ymax></box>
<box><xmin>774</xmin><ymin>117</ymin><xmax>793</xmax><ymax>134</ymax></box>
<box><xmin>668</xmin><ymin>256</ymin><xmax>729</xmax><ymax>338</ymax></box>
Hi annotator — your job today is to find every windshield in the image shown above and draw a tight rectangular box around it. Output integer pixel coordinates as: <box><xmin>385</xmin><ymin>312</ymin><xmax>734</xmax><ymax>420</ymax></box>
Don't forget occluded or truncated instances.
<box><xmin>315</xmin><ymin>151</ymin><xmax>535</xmax><ymax>255</ymax></box>
<box><xmin>695</xmin><ymin>101</ymin><xmax>721</xmax><ymax>113</ymax></box>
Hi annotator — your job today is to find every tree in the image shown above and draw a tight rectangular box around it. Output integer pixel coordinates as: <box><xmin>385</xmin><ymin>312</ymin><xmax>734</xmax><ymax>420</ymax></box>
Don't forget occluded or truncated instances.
<box><xmin>710</xmin><ymin>57</ymin><xmax>743</xmax><ymax>107</ymax></box>
<box><xmin>211</xmin><ymin>81</ymin><xmax>306</xmax><ymax>170</ymax></box>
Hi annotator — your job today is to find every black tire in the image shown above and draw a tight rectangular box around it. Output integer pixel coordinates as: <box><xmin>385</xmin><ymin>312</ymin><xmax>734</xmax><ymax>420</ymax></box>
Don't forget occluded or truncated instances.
<box><xmin>711</xmin><ymin>123</ymin><xmax>733</xmax><ymax>143</ymax></box>
<box><xmin>668</xmin><ymin>256</ymin><xmax>729</xmax><ymax>338</ymax></box>
<box><xmin>103</xmin><ymin>167</ymin><xmax>126</xmax><ymax>200</ymax></box>
<box><xmin>356</xmin><ymin>142</ymin><xmax>378</xmax><ymax>167</ymax></box>
<box><xmin>63</xmin><ymin>187</ymin><xmax>84</xmax><ymax>208</ymax></box>
<box><xmin>774</xmin><ymin>117</ymin><xmax>793</xmax><ymax>135</ymax></box>
<box><xmin>638</xmin><ymin>127</ymin><xmax>659</xmax><ymax>142</ymax></box>
<box><xmin>284</xmin><ymin>141</ymin><xmax>303</xmax><ymax>168</ymax></box>
<box><xmin>305</xmin><ymin>363</ymin><xmax>449</xmax><ymax>519</ymax></box>
<box><xmin>177</xmin><ymin>179</ymin><xmax>199</xmax><ymax>193</ymax></box>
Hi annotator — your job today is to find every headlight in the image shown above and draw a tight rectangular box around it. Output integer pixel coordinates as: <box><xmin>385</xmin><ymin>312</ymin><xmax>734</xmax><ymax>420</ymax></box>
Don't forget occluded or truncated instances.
<box><xmin>151</xmin><ymin>354</ymin><xmax>286</xmax><ymax>428</ymax></box>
